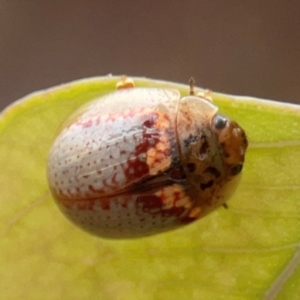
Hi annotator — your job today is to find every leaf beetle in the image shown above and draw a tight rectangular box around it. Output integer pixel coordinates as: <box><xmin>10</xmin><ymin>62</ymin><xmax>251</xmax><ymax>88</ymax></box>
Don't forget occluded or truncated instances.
<box><xmin>47</xmin><ymin>77</ymin><xmax>248</xmax><ymax>238</ymax></box>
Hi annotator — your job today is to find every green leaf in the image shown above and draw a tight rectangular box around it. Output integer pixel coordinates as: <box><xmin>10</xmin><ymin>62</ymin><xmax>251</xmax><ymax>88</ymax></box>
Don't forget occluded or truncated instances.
<box><xmin>1</xmin><ymin>76</ymin><xmax>300</xmax><ymax>300</ymax></box>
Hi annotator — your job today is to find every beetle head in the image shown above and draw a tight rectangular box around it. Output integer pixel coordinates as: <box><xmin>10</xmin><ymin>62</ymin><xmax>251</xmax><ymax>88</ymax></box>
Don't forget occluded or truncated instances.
<box><xmin>176</xmin><ymin>96</ymin><xmax>248</xmax><ymax>214</ymax></box>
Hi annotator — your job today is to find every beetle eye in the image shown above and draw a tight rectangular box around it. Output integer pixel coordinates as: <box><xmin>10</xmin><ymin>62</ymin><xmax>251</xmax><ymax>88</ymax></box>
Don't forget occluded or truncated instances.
<box><xmin>230</xmin><ymin>164</ymin><xmax>243</xmax><ymax>175</ymax></box>
<box><xmin>213</xmin><ymin>114</ymin><xmax>227</xmax><ymax>129</ymax></box>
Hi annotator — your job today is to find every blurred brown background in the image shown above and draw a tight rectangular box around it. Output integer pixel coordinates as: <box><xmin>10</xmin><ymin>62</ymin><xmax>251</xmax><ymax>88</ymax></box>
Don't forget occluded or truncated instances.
<box><xmin>1</xmin><ymin>1</ymin><xmax>300</xmax><ymax>111</ymax></box>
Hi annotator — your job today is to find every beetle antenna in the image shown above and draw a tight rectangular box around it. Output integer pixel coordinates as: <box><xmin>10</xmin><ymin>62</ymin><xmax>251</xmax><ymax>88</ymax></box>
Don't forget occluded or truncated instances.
<box><xmin>189</xmin><ymin>77</ymin><xmax>195</xmax><ymax>95</ymax></box>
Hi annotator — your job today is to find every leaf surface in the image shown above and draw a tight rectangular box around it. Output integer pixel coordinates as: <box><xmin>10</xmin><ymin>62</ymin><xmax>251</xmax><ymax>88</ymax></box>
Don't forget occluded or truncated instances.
<box><xmin>1</xmin><ymin>76</ymin><xmax>300</xmax><ymax>300</ymax></box>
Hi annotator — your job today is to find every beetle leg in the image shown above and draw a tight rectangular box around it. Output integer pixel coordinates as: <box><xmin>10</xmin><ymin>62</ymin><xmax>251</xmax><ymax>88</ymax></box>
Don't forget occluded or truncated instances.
<box><xmin>196</xmin><ymin>89</ymin><xmax>213</xmax><ymax>102</ymax></box>
<box><xmin>116</xmin><ymin>76</ymin><xmax>135</xmax><ymax>90</ymax></box>
<box><xmin>222</xmin><ymin>203</ymin><xmax>229</xmax><ymax>209</ymax></box>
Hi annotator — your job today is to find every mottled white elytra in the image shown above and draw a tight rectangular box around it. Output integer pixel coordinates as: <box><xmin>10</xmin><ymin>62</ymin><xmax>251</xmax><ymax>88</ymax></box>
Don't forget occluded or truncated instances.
<box><xmin>47</xmin><ymin>77</ymin><xmax>248</xmax><ymax>239</ymax></box>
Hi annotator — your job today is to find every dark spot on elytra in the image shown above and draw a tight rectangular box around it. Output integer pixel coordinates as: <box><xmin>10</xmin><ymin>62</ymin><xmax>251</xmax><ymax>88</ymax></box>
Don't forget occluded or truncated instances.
<box><xmin>186</xmin><ymin>163</ymin><xmax>196</xmax><ymax>173</ymax></box>
<box><xmin>100</xmin><ymin>200</ymin><xmax>110</xmax><ymax>210</ymax></box>
<box><xmin>137</xmin><ymin>195</ymin><xmax>185</xmax><ymax>218</ymax></box>
<box><xmin>137</xmin><ymin>195</ymin><xmax>162</xmax><ymax>213</ymax></box>
<box><xmin>184</xmin><ymin>134</ymin><xmax>198</xmax><ymax>146</ymax></box>
<box><xmin>143</xmin><ymin>120</ymin><xmax>153</xmax><ymax>128</ymax></box>
<box><xmin>204</xmin><ymin>166</ymin><xmax>221</xmax><ymax>178</ymax></box>
<box><xmin>142</xmin><ymin>114</ymin><xmax>158</xmax><ymax>128</ymax></box>
<box><xmin>200</xmin><ymin>180</ymin><xmax>214</xmax><ymax>190</ymax></box>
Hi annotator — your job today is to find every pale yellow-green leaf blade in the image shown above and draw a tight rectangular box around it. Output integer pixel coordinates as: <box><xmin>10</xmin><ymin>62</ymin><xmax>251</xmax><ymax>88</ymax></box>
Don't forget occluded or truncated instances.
<box><xmin>1</xmin><ymin>76</ymin><xmax>300</xmax><ymax>300</ymax></box>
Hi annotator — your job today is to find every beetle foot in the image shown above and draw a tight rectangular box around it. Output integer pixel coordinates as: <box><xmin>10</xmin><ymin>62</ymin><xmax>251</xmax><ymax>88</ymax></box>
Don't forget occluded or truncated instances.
<box><xmin>116</xmin><ymin>76</ymin><xmax>135</xmax><ymax>90</ymax></box>
<box><xmin>196</xmin><ymin>89</ymin><xmax>213</xmax><ymax>102</ymax></box>
<box><xmin>222</xmin><ymin>203</ymin><xmax>229</xmax><ymax>209</ymax></box>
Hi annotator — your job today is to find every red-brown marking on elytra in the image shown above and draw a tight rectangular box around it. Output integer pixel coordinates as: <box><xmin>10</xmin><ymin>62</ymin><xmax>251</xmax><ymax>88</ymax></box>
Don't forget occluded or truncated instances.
<box><xmin>111</xmin><ymin>173</ymin><xmax>118</xmax><ymax>185</ymax></box>
<box><xmin>143</xmin><ymin>119</ymin><xmax>156</xmax><ymax>128</ymax></box>
<box><xmin>99</xmin><ymin>198</ymin><xmax>110</xmax><ymax>210</ymax></box>
<box><xmin>77</xmin><ymin>119</ymin><xmax>93</xmax><ymax>128</ymax></box>
<box><xmin>136</xmin><ymin>195</ymin><xmax>186</xmax><ymax>219</ymax></box>
<box><xmin>134</xmin><ymin>137</ymin><xmax>156</xmax><ymax>154</ymax></box>
<box><xmin>103</xmin><ymin>178</ymin><xmax>117</xmax><ymax>189</ymax></box>
<box><xmin>154</xmin><ymin>149</ymin><xmax>171</xmax><ymax>163</ymax></box>
<box><xmin>159</xmin><ymin>189</ymin><xmax>180</xmax><ymax>204</ymax></box>
<box><xmin>80</xmin><ymin>108</ymin><xmax>167</xmax><ymax>134</ymax></box>
<box><xmin>136</xmin><ymin>195</ymin><xmax>161</xmax><ymax>212</ymax></box>
<box><xmin>123</xmin><ymin>159</ymin><xmax>149</xmax><ymax>181</ymax></box>
<box><xmin>88</xmin><ymin>184</ymin><xmax>101</xmax><ymax>193</ymax></box>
